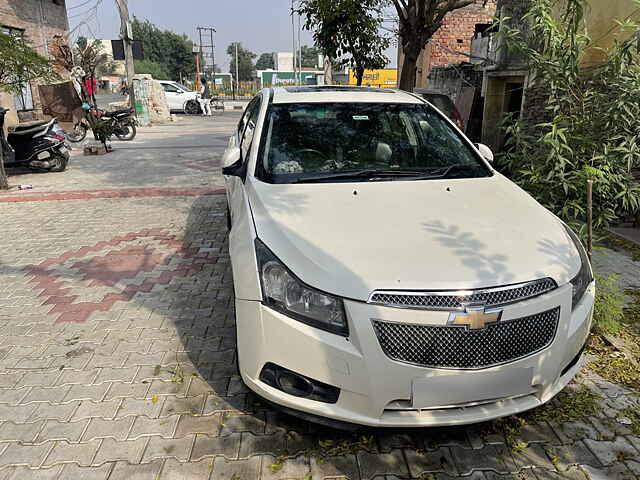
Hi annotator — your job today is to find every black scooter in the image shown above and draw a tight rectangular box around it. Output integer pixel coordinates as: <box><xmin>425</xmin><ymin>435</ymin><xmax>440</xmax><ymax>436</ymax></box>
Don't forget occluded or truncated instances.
<box><xmin>0</xmin><ymin>108</ymin><xmax>70</xmax><ymax>172</ymax></box>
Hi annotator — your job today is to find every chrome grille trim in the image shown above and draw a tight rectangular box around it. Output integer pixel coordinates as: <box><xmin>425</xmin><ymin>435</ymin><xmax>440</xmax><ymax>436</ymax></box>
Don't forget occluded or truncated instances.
<box><xmin>368</xmin><ymin>278</ymin><xmax>557</xmax><ymax>311</ymax></box>
<box><xmin>372</xmin><ymin>307</ymin><xmax>560</xmax><ymax>369</ymax></box>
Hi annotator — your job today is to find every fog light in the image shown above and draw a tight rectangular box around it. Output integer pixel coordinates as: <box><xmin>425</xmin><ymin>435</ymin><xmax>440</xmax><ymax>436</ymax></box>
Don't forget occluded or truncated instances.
<box><xmin>259</xmin><ymin>362</ymin><xmax>340</xmax><ymax>404</ymax></box>
<box><xmin>277</xmin><ymin>371</ymin><xmax>314</xmax><ymax>397</ymax></box>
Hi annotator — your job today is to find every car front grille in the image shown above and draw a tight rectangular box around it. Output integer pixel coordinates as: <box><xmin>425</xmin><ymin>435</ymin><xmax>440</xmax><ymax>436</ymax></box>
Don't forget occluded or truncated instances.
<box><xmin>368</xmin><ymin>278</ymin><xmax>557</xmax><ymax>311</ymax></box>
<box><xmin>372</xmin><ymin>307</ymin><xmax>560</xmax><ymax>369</ymax></box>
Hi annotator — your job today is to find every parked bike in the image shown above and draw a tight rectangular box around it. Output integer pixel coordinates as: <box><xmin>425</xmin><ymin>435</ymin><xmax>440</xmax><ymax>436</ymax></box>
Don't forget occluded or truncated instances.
<box><xmin>66</xmin><ymin>107</ymin><xmax>137</xmax><ymax>143</ymax></box>
<box><xmin>0</xmin><ymin>108</ymin><xmax>70</xmax><ymax>172</ymax></box>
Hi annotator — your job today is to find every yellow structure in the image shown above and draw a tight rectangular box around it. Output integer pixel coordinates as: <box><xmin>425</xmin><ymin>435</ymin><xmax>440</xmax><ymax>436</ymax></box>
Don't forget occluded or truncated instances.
<box><xmin>583</xmin><ymin>1</ymin><xmax>640</xmax><ymax>65</ymax></box>
<box><xmin>348</xmin><ymin>69</ymin><xmax>397</xmax><ymax>88</ymax></box>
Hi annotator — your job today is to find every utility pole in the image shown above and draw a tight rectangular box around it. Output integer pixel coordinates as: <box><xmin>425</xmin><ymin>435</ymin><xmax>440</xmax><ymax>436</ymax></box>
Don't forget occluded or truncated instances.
<box><xmin>235</xmin><ymin>42</ymin><xmax>239</xmax><ymax>100</ymax></box>
<box><xmin>115</xmin><ymin>0</ymin><xmax>136</xmax><ymax>117</ymax></box>
<box><xmin>291</xmin><ymin>0</ymin><xmax>297</xmax><ymax>85</ymax></box>
<box><xmin>297</xmin><ymin>12</ymin><xmax>302</xmax><ymax>85</ymax></box>
<box><xmin>194</xmin><ymin>46</ymin><xmax>201</xmax><ymax>90</ymax></box>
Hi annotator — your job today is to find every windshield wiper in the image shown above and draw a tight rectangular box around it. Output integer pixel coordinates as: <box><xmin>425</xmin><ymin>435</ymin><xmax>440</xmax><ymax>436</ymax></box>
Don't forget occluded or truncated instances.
<box><xmin>293</xmin><ymin>169</ymin><xmax>428</xmax><ymax>183</ymax></box>
<box><xmin>403</xmin><ymin>164</ymin><xmax>476</xmax><ymax>180</ymax></box>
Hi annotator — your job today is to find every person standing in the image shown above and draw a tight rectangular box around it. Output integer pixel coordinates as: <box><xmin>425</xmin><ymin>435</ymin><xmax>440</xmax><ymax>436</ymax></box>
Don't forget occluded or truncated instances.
<box><xmin>199</xmin><ymin>77</ymin><xmax>212</xmax><ymax>116</ymax></box>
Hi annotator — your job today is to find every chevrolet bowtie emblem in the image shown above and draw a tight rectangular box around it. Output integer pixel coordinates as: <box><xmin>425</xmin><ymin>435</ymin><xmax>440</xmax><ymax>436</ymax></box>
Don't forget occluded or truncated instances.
<box><xmin>448</xmin><ymin>304</ymin><xmax>503</xmax><ymax>330</ymax></box>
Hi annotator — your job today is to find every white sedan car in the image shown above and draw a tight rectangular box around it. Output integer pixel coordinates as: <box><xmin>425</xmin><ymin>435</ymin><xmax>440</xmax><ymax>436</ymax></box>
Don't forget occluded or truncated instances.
<box><xmin>222</xmin><ymin>86</ymin><xmax>595</xmax><ymax>428</ymax></box>
<box><xmin>158</xmin><ymin>80</ymin><xmax>199</xmax><ymax>113</ymax></box>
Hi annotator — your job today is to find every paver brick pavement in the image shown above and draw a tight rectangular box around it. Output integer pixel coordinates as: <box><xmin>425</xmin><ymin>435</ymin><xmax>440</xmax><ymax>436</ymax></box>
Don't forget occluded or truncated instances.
<box><xmin>0</xmin><ymin>116</ymin><xmax>639</xmax><ymax>478</ymax></box>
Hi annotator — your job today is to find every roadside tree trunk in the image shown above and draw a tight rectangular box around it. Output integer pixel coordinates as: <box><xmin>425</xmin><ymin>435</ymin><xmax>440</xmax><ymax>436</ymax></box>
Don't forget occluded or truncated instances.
<box><xmin>0</xmin><ymin>147</ymin><xmax>8</xmax><ymax>190</ymax></box>
<box><xmin>392</xmin><ymin>0</ymin><xmax>474</xmax><ymax>92</ymax></box>
<box><xmin>355</xmin><ymin>66</ymin><xmax>365</xmax><ymax>86</ymax></box>
<box><xmin>399</xmin><ymin>51</ymin><xmax>419</xmax><ymax>92</ymax></box>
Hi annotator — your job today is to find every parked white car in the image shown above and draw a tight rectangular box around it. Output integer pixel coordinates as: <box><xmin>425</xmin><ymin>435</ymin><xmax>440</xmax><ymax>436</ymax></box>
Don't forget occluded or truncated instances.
<box><xmin>222</xmin><ymin>86</ymin><xmax>595</xmax><ymax>428</ymax></box>
<box><xmin>158</xmin><ymin>80</ymin><xmax>199</xmax><ymax>113</ymax></box>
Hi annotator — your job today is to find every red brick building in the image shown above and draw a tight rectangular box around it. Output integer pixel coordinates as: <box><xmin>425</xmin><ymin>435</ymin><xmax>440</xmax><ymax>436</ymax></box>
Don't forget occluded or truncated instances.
<box><xmin>0</xmin><ymin>0</ymin><xmax>69</xmax><ymax>123</ymax></box>
<box><xmin>398</xmin><ymin>0</ymin><xmax>496</xmax><ymax>89</ymax></box>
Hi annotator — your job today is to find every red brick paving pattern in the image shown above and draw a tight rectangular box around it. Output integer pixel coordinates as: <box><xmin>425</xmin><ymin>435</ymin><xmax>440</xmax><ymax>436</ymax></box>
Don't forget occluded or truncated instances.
<box><xmin>23</xmin><ymin>229</ymin><xmax>218</xmax><ymax>324</ymax></box>
<box><xmin>0</xmin><ymin>186</ymin><xmax>224</xmax><ymax>203</ymax></box>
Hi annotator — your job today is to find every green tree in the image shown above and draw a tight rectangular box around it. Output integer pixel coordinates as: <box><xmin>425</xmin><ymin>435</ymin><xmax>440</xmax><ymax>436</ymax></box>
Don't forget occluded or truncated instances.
<box><xmin>0</xmin><ymin>33</ymin><xmax>57</xmax><ymax>189</ymax></box>
<box><xmin>392</xmin><ymin>0</ymin><xmax>474</xmax><ymax>91</ymax></box>
<box><xmin>74</xmin><ymin>37</ymin><xmax>111</xmax><ymax>78</ymax></box>
<box><xmin>299</xmin><ymin>45</ymin><xmax>320</xmax><ymax>68</ymax></box>
<box><xmin>134</xmin><ymin>59</ymin><xmax>170</xmax><ymax>79</ymax></box>
<box><xmin>132</xmin><ymin>18</ymin><xmax>195</xmax><ymax>81</ymax></box>
<box><xmin>296</xmin><ymin>0</ymin><xmax>389</xmax><ymax>86</ymax></box>
<box><xmin>227</xmin><ymin>42</ymin><xmax>256</xmax><ymax>81</ymax></box>
<box><xmin>255</xmin><ymin>53</ymin><xmax>274</xmax><ymax>70</ymax></box>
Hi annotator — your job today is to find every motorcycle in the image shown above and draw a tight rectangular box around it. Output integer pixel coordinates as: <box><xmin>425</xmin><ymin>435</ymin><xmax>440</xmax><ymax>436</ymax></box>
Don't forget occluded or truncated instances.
<box><xmin>66</xmin><ymin>107</ymin><xmax>137</xmax><ymax>143</ymax></box>
<box><xmin>184</xmin><ymin>95</ymin><xmax>225</xmax><ymax>115</ymax></box>
<box><xmin>0</xmin><ymin>108</ymin><xmax>70</xmax><ymax>172</ymax></box>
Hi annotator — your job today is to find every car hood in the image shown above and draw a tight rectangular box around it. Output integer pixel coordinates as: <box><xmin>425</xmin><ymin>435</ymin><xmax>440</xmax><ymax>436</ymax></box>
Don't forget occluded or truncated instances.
<box><xmin>248</xmin><ymin>174</ymin><xmax>580</xmax><ymax>301</ymax></box>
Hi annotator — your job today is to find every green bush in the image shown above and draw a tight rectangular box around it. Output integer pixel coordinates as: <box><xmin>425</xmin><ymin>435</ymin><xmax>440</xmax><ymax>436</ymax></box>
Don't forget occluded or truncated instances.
<box><xmin>496</xmin><ymin>0</ymin><xmax>640</xmax><ymax>235</ymax></box>
<box><xmin>91</xmin><ymin>120</ymin><xmax>113</xmax><ymax>145</ymax></box>
<box><xmin>592</xmin><ymin>274</ymin><xmax>625</xmax><ymax>335</ymax></box>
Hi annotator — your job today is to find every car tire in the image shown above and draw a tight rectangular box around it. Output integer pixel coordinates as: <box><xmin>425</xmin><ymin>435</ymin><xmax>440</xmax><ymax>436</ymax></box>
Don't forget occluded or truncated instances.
<box><xmin>185</xmin><ymin>100</ymin><xmax>200</xmax><ymax>115</ymax></box>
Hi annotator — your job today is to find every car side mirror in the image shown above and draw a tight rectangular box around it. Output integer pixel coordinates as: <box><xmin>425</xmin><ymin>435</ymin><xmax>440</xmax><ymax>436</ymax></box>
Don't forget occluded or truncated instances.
<box><xmin>475</xmin><ymin>143</ymin><xmax>494</xmax><ymax>163</ymax></box>
<box><xmin>222</xmin><ymin>146</ymin><xmax>243</xmax><ymax>176</ymax></box>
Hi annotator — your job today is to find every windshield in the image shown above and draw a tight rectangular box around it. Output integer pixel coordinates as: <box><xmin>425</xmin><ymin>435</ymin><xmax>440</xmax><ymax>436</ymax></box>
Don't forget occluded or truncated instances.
<box><xmin>257</xmin><ymin>102</ymin><xmax>490</xmax><ymax>184</ymax></box>
<box><xmin>174</xmin><ymin>83</ymin><xmax>191</xmax><ymax>93</ymax></box>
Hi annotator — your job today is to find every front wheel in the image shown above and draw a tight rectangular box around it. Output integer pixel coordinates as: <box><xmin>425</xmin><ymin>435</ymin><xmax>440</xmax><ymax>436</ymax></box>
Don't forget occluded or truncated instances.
<box><xmin>48</xmin><ymin>153</ymin><xmax>68</xmax><ymax>172</ymax></box>
<box><xmin>185</xmin><ymin>100</ymin><xmax>200</xmax><ymax>115</ymax></box>
<box><xmin>65</xmin><ymin>124</ymin><xmax>87</xmax><ymax>143</ymax></box>
<box><xmin>115</xmin><ymin>123</ymin><xmax>136</xmax><ymax>141</ymax></box>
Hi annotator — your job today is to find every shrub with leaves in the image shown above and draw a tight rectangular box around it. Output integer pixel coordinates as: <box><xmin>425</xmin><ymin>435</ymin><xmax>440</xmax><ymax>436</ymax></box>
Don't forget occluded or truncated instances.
<box><xmin>496</xmin><ymin>0</ymin><xmax>640</xmax><ymax>235</ymax></box>
<box><xmin>91</xmin><ymin>120</ymin><xmax>113</xmax><ymax>146</ymax></box>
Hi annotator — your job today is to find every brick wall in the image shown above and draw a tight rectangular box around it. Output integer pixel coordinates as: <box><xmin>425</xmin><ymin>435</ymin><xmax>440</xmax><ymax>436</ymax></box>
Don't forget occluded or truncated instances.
<box><xmin>0</xmin><ymin>0</ymin><xmax>69</xmax><ymax>121</ymax></box>
<box><xmin>430</xmin><ymin>0</ymin><xmax>497</xmax><ymax>68</ymax></box>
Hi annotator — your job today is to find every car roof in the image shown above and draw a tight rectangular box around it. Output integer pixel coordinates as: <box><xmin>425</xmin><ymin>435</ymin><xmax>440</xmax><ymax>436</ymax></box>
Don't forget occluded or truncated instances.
<box><xmin>270</xmin><ymin>86</ymin><xmax>423</xmax><ymax>104</ymax></box>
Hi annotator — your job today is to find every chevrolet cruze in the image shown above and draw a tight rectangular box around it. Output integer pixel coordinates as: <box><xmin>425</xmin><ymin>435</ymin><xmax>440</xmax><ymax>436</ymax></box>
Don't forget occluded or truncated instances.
<box><xmin>222</xmin><ymin>86</ymin><xmax>595</xmax><ymax>427</ymax></box>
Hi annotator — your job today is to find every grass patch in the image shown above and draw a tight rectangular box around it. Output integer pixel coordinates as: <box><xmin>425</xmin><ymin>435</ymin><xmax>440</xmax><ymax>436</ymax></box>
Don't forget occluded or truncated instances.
<box><xmin>618</xmin><ymin>405</ymin><xmax>640</xmax><ymax>435</ymax></box>
<box><xmin>593</xmin><ymin>274</ymin><xmax>626</xmax><ymax>335</ymax></box>
<box><xmin>524</xmin><ymin>386</ymin><xmax>602</xmax><ymax>423</ymax></box>
<box><xmin>482</xmin><ymin>386</ymin><xmax>601</xmax><ymax>452</ymax></box>
<box><xmin>269</xmin><ymin>434</ymin><xmax>375</xmax><ymax>471</ymax></box>
<box><xmin>587</xmin><ymin>331</ymin><xmax>640</xmax><ymax>391</ymax></box>
<box><xmin>599</xmin><ymin>232</ymin><xmax>640</xmax><ymax>262</ymax></box>
<box><xmin>623</xmin><ymin>288</ymin><xmax>640</xmax><ymax>330</ymax></box>
<box><xmin>314</xmin><ymin>435</ymin><xmax>375</xmax><ymax>457</ymax></box>
<box><xmin>589</xmin><ymin>355</ymin><xmax>640</xmax><ymax>391</ymax></box>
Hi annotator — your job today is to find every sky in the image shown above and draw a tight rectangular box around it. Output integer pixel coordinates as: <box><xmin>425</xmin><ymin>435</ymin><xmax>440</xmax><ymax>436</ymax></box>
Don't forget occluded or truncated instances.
<box><xmin>66</xmin><ymin>0</ymin><xmax>398</xmax><ymax>74</ymax></box>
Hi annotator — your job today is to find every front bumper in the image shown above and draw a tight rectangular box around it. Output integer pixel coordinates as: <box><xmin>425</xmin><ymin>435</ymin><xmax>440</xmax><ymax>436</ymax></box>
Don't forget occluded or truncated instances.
<box><xmin>236</xmin><ymin>282</ymin><xmax>594</xmax><ymax>427</ymax></box>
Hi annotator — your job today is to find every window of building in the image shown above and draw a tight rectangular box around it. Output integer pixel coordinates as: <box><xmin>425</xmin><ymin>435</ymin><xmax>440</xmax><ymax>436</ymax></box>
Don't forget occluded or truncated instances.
<box><xmin>1</xmin><ymin>26</ymin><xmax>35</xmax><ymax>112</ymax></box>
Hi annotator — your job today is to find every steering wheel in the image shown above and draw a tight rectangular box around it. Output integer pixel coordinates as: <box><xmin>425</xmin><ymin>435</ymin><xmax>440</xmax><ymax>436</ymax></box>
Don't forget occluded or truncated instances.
<box><xmin>294</xmin><ymin>148</ymin><xmax>327</xmax><ymax>171</ymax></box>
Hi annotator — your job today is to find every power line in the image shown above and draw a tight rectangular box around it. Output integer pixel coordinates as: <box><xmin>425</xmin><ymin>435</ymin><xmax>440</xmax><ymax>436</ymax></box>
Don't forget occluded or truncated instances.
<box><xmin>67</xmin><ymin>0</ymin><xmax>96</xmax><ymax>10</ymax></box>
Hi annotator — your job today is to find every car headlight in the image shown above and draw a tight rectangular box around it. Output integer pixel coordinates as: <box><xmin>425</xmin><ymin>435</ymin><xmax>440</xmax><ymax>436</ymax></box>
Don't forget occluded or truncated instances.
<box><xmin>563</xmin><ymin>224</ymin><xmax>593</xmax><ymax>309</ymax></box>
<box><xmin>255</xmin><ymin>239</ymin><xmax>348</xmax><ymax>336</ymax></box>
